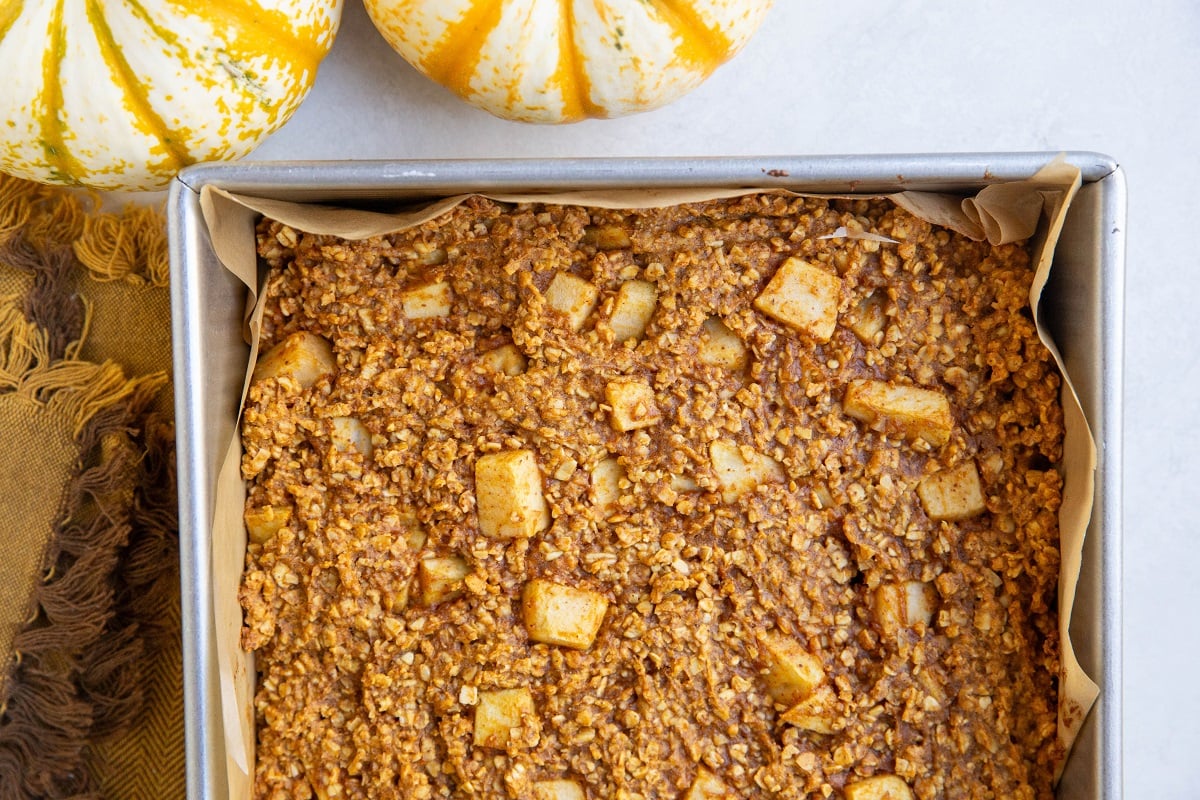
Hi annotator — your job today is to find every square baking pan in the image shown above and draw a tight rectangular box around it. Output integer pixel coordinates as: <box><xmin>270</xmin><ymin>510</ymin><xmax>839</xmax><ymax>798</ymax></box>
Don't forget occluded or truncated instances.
<box><xmin>168</xmin><ymin>153</ymin><xmax>1124</xmax><ymax>800</ymax></box>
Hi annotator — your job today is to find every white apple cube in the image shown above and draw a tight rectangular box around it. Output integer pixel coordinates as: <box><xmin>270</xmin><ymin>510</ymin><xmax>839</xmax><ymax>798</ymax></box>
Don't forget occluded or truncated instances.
<box><xmin>874</xmin><ymin>581</ymin><xmax>937</xmax><ymax>638</ymax></box>
<box><xmin>532</xmin><ymin>779</ymin><xmax>585</xmax><ymax>800</ymax></box>
<box><xmin>480</xmin><ymin>343</ymin><xmax>528</xmax><ymax>376</ymax></box>
<box><xmin>671</xmin><ymin>474</ymin><xmax>700</xmax><ymax>493</ymax></box>
<box><xmin>849</xmin><ymin>291</ymin><xmax>887</xmax><ymax>345</ymax></box>
<box><xmin>418</xmin><ymin>556</ymin><xmax>470</xmax><ymax>606</ymax></box>
<box><xmin>475</xmin><ymin>449</ymin><xmax>551</xmax><ymax>539</ymax></box>
<box><xmin>905</xmin><ymin>581</ymin><xmax>937</xmax><ymax>627</ymax></box>
<box><xmin>844</xmin><ymin>775</ymin><xmax>914</xmax><ymax>800</ymax></box>
<box><xmin>844</xmin><ymin>379</ymin><xmax>953</xmax><ymax>447</ymax></box>
<box><xmin>330</xmin><ymin>416</ymin><xmax>374</xmax><ymax>459</ymax></box>
<box><xmin>780</xmin><ymin>684</ymin><xmax>843</xmax><ymax>735</ymax></box>
<box><xmin>522</xmin><ymin>579</ymin><xmax>609</xmax><ymax>650</ymax></box>
<box><xmin>753</xmin><ymin>257</ymin><xmax>842</xmax><ymax>341</ymax></box>
<box><xmin>252</xmin><ymin>331</ymin><xmax>335</xmax><ymax>389</ymax></box>
<box><xmin>609</xmin><ymin>279</ymin><xmax>657</xmax><ymax>342</ymax></box>
<box><xmin>244</xmin><ymin>504</ymin><xmax>291</xmax><ymax>545</ymax></box>
<box><xmin>473</xmin><ymin>687</ymin><xmax>537</xmax><ymax>749</ymax></box>
<box><xmin>758</xmin><ymin>631</ymin><xmax>824</xmax><ymax>706</ymax></box>
<box><xmin>709</xmin><ymin>440</ymin><xmax>784</xmax><ymax>502</ymax></box>
<box><xmin>402</xmin><ymin>280</ymin><xmax>452</xmax><ymax>319</ymax></box>
<box><xmin>583</xmin><ymin>224</ymin><xmax>632</xmax><ymax>250</ymax></box>
<box><xmin>545</xmin><ymin>272</ymin><xmax>599</xmax><ymax>332</ymax></box>
<box><xmin>917</xmin><ymin>460</ymin><xmax>986</xmax><ymax>521</ymax></box>
<box><xmin>684</xmin><ymin>767</ymin><xmax>729</xmax><ymax>800</ymax></box>
<box><xmin>590</xmin><ymin>457</ymin><xmax>624</xmax><ymax>514</ymax></box>
<box><xmin>698</xmin><ymin>317</ymin><xmax>748</xmax><ymax>370</ymax></box>
<box><xmin>605</xmin><ymin>378</ymin><xmax>662</xmax><ymax>432</ymax></box>
<box><xmin>400</xmin><ymin>512</ymin><xmax>428</xmax><ymax>551</ymax></box>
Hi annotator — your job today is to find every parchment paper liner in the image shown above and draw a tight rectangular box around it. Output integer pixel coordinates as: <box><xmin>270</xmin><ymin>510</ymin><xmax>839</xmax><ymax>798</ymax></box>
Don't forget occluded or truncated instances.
<box><xmin>199</xmin><ymin>158</ymin><xmax>1098</xmax><ymax>799</ymax></box>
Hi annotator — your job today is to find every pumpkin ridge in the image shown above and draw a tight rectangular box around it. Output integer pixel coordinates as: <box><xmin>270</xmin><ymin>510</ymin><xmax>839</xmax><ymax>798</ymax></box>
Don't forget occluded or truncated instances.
<box><xmin>85</xmin><ymin>0</ymin><xmax>191</xmax><ymax>176</ymax></box>
<box><xmin>121</xmin><ymin>0</ymin><xmax>277</xmax><ymax>116</ymax></box>
<box><xmin>38</xmin><ymin>0</ymin><xmax>86</xmax><ymax>186</ymax></box>
<box><xmin>421</xmin><ymin>0</ymin><xmax>506</xmax><ymax>101</ymax></box>
<box><xmin>553</xmin><ymin>0</ymin><xmax>602</xmax><ymax>122</ymax></box>
<box><xmin>0</xmin><ymin>1</ymin><xmax>22</xmax><ymax>43</ymax></box>
<box><xmin>644</xmin><ymin>0</ymin><xmax>730</xmax><ymax>74</ymax></box>
<box><xmin>161</xmin><ymin>0</ymin><xmax>328</xmax><ymax>74</ymax></box>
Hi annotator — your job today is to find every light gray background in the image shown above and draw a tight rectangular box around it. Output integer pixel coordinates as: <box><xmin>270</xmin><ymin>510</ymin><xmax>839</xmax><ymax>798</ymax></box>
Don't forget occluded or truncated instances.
<box><xmin>252</xmin><ymin>3</ymin><xmax>1200</xmax><ymax>796</ymax></box>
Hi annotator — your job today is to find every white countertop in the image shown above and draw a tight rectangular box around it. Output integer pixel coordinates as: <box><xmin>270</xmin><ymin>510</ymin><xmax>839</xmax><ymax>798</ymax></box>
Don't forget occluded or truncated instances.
<box><xmin>252</xmin><ymin>2</ymin><xmax>1200</xmax><ymax>795</ymax></box>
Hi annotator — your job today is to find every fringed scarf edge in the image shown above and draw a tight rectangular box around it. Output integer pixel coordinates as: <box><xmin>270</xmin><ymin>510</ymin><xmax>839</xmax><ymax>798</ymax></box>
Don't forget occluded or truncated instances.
<box><xmin>0</xmin><ymin>173</ymin><xmax>177</xmax><ymax>800</ymax></box>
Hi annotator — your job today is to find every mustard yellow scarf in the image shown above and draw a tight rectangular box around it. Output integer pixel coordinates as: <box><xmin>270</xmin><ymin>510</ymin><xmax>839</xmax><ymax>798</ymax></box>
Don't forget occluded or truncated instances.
<box><xmin>0</xmin><ymin>174</ymin><xmax>181</xmax><ymax>799</ymax></box>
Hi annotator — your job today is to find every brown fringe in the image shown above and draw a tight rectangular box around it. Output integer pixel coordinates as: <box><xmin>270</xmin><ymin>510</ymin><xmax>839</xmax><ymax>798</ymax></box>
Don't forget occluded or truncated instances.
<box><xmin>0</xmin><ymin>666</ymin><xmax>95</xmax><ymax>800</ymax></box>
<box><xmin>0</xmin><ymin>399</ymin><xmax>138</xmax><ymax>800</ymax></box>
<box><xmin>0</xmin><ymin>231</ymin><xmax>87</xmax><ymax>363</ymax></box>
<box><xmin>0</xmin><ymin>384</ymin><xmax>175</xmax><ymax>800</ymax></box>
<box><xmin>114</xmin><ymin>412</ymin><xmax>179</xmax><ymax>644</ymax></box>
<box><xmin>0</xmin><ymin>175</ymin><xmax>177</xmax><ymax>800</ymax></box>
<box><xmin>80</xmin><ymin>411</ymin><xmax>179</xmax><ymax>739</ymax></box>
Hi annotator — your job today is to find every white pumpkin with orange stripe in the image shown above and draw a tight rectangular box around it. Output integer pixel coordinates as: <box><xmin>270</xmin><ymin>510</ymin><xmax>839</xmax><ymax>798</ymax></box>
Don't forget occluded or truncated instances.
<box><xmin>0</xmin><ymin>0</ymin><xmax>342</xmax><ymax>191</ymax></box>
<box><xmin>363</xmin><ymin>0</ymin><xmax>773</xmax><ymax>123</ymax></box>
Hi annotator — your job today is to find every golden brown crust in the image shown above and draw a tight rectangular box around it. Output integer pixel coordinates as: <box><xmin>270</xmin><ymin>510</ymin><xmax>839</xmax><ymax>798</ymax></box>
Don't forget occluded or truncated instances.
<box><xmin>240</xmin><ymin>194</ymin><xmax>1063</xmax><ymax>800</ymax></box>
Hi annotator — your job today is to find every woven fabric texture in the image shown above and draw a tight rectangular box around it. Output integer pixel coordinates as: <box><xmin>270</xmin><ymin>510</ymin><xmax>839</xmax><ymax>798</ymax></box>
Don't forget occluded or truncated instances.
<box><xmin>0</xmin><ymin>174</ymin><xmax>181</xmax><ymax>800</ymax></box>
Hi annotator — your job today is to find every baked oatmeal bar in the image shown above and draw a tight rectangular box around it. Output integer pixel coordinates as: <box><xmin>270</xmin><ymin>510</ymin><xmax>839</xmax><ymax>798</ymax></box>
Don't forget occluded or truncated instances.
<box><xmin>239</xmin><ymin>194</ymin><xmax>1064</xmax><ymax>800</ymax></box>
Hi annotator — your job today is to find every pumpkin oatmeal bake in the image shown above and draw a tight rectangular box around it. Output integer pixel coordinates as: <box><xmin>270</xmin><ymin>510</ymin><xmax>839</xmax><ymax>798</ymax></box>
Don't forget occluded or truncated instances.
<box><xmin>238</xmin><ymin>193</ymin><xmax>1064</xmax><ymax>800</ymax></box>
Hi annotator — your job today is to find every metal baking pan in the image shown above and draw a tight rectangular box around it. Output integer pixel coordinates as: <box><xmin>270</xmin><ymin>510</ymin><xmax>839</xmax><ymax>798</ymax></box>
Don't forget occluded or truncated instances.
<box><xmin>168</xmin><ymin>154</ymin><xmax>1124</xmax><ymax>800</ymax></box>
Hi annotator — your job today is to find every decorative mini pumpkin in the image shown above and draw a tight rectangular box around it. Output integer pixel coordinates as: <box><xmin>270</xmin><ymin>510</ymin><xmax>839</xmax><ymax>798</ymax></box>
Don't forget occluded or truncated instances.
<box><xmin>363</xmin><ymin>0</ymin><xmax>773</xmax><ymax>124</ymax></box>
<box><xmin>0</xmin><ymin>0</ymin><xmax>342</xmax><ymax>191</ymax></box>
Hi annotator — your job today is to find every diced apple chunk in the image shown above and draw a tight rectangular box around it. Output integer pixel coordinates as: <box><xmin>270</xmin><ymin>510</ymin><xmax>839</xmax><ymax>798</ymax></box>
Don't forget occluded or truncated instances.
<box><xmin>753</xmin><ymin>257</ymin><xmax>842</xmax><ymax>341</ymax></box>
<box><xmin>609</xmin><ymin>280</ymin><xmax>657</xmax><ymax>342</ymax></box>
<box><xmin>684</xmin><ymin>767</ymin><xmax>729</xmax><ymax>800</ymax></box>
<box><xmin>850</xmin><ymin>290</ymin><xmax>887</xmax><ymax>345</ymax></box>
<box><xmin>545</xmin><ymin>272</ymin><xmax>599</xmax><ymax>331</ymax></box>
<box><xmin>709</xmin><ymin>440</ymin><xmax>784</xmax><ymax>502</ymax></box>
<box><xmin>843</xmin><ymin>379</ymin><xmax>953</xmax><ymax>447</ymax></box>
<box><xmin>583</xmin><ymin>224</ymin><xmax>631</xmax><ymax>250</ymax></box>
<box><xmin>417</xmin><ymin>246</ymin><xmax>447</xmax><ymax>266</ymax></box>
<box><xmin>402</xmin><ymin>280</ymin><xmax>452</xmax><ymax>319</ymax></box>
<box><xmin>397</xmin><ymin>511</ymin><xmax>427</xmax><ymax>550</ymax></box>
<box><xmin>473</xmin><ymin>687</ymin><xmax>537</xmax><ymax>749</ymax></box>
<box><xmin>252</xmin><ymin>331</ymin><xmax>335</xmax><ymax>389</ymax></box>
<box><xmin>917</xmin><ymin>460</ymin><xmax>986</xmax><ymax>521</ymax></box>
<box><xmin>590</xmin><ymin>457</ymin><xmax>624</xmax><ymax>514</ymax></box>
<box><xmin>475</xmin><ymin>449</ymin><xmax>551</xmax><ymax>539</ymax></box>
<box><xmin>522</xmin><ymin>579</ymin><xmax>609</xmax><ymax>650</ymax></box>
<box><xmin>809</xmin><ymin>482</ymin><xmax>835</xmax><ymax>510</ymax></box>
<box><xmin>244</xmin><ymin>504</ymin><xmax>291</xmax><ymax>545</ymax></box>
<box><xmin>606</xmin><ymin>378</ymin><xmax>662</xmax><ymax>432</ymax></box>
<box><xmin>844</xmin><ymin>775</ymin><xmax>914</xmax><ymax>800</ymax></box>
<box><xmin>330</xmin><ymin>416</ymin><xmax>373</xmax><ymax>459</ymax></box>
<box><xmin>532</xmin><ymin>779</ymin><xmax>585</xmax><ymax>800</ymax></box>
<box><xmin>758</xmin><ymin>631</ymin><xmax>824</xmax><ymax>706</ymax></box>
<box><xmin>874</xmin><ymin>581</ymin><xmax>937</xmax><ymax>638</ymax></box>
<box><xmin>671</xmin><ymin>474</ymin><xmax>700</xmax><ymax>493</ymax></box>
<box><xmin>698</xmin><ymin>317</ymin><xmax>748</xmax><ymax>370</ymax></box>
<box><xmin>383</xmin><ymin>580</ymin><xmax>410</xmax><ymax>614</ymax></box>
<box><xmin>780</xmin><ymin>684</ymin><xmax>843</xmax><ymax>735</ymax></box>
<box><xmin>418</xmin><ymin>556</ymin><xmax>470</xmax><ymax>606</ymax></box>
<box><xmin>481</xmin><ymin>343</ymin><xmax>527</xmax><ymax>376</ymax></box>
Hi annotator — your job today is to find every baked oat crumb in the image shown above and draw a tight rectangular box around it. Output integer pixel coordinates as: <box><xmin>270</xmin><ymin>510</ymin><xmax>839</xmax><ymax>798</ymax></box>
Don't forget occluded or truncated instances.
<box><xmin>241</xmin><ymin>194</ymin><xmax>1063</xmax><ymax>800</ymax></box>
